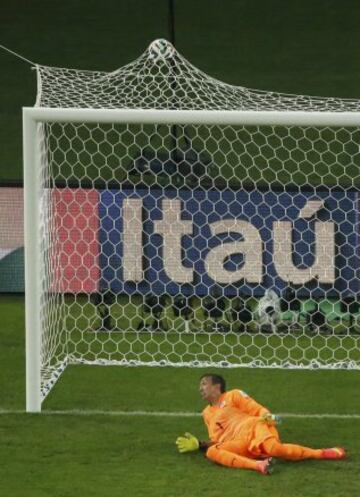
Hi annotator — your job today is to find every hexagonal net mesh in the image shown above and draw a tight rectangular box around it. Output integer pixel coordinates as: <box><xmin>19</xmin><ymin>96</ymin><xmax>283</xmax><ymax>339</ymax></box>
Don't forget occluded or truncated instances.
<box><xmin>29</xmin><ymin>40</ymin><xmax>360</xmax><ymax>402</ymax></box>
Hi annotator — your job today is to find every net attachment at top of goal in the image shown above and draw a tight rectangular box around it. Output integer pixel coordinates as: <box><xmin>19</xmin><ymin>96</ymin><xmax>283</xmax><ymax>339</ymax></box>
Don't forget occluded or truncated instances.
<box><xmin>35</xmin><ymin>39</ymin><xmax>360</xmax><ymax>111</ymax></box>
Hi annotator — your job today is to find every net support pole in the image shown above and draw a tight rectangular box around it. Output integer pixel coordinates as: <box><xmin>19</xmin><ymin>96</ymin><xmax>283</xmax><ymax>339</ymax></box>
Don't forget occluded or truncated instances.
<box><xmin>23</xmin><ymin>109</ymin><xmax>42</xmax><ymax>413</ymax></box>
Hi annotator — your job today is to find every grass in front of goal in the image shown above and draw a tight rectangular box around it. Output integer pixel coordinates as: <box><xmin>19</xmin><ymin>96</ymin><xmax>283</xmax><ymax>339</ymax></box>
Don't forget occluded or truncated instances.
<box><xmin>1</xmin><ymin>411</ymin><xmax>358</xmax><ymax>497</ymax></box>
<box><xmin>1</xmin><ymin>295</ymin><xmax>359</xmax><ymax>497</ymax></box>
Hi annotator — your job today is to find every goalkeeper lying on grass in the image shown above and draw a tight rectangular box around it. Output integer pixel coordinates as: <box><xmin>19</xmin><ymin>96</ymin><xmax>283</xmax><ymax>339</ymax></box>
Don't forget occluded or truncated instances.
<box><xmin>176</xmin><ymin>374</ymin><xmax>346</xmax><ymax>475</ymax></box>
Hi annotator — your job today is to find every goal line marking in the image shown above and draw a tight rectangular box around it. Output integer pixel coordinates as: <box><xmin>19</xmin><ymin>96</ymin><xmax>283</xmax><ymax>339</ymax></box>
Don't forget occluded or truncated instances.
<box><xmin>0</xmin><ymin>409</ymin><xmax>359</xmax><ymax>419</ymax></box>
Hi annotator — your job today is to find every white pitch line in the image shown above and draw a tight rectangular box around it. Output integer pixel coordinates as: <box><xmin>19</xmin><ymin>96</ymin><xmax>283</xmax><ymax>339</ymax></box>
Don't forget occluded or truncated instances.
<box><xmin>0</xmin><ymin>409</ymin><xmax>360</xmax><ymax>419</ymax></box>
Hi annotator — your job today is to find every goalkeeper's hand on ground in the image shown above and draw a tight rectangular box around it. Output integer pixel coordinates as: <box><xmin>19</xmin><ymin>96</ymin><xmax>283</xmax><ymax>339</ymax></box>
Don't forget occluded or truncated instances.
<box><xmin>176</xmin><ymin>432</ymin><xmax>200</xmax><ymax>453</ymax></box>
<box><xmin>261</xmin><ymin>413</ymin><xmax>282</xmax><ymax>426</ymax></box>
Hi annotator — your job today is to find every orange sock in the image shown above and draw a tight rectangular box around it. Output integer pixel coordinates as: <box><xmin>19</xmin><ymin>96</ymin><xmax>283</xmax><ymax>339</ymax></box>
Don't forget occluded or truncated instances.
<box><xmin>206</xmin><ymin>445</ymin><xmax>260</xmax><ymax>471</ymax></box>
<box><xmin>262</xmin><ymin>437</ymin><xmax>323</xmax><ymax>461</ymax></box>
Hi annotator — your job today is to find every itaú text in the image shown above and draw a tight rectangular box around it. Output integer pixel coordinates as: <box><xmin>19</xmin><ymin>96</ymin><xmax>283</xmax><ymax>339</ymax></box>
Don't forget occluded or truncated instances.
<box><xmin>121</xmin><ymin>198</ymin><xmax>335</xmax><ymax>285</ymax></box>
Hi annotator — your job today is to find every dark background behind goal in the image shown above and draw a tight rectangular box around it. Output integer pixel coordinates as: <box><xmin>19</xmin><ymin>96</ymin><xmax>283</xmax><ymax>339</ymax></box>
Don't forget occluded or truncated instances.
<box><xmin>1</xmin><ymin>0</ymin><xmax>360</xmax><ymax>180</ymax></box>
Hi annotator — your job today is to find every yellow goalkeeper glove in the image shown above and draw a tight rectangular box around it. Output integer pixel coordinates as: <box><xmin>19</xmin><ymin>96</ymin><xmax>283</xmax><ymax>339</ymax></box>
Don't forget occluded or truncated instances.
<box><xmin>261</xmin><ymin>413</ymin><xmax>282</xmax><ymax>426</ymax></box>
<box><xmin>176</xmin><ymin>432</ymin><xmax>200</xmax><ymax>453</ymax></box>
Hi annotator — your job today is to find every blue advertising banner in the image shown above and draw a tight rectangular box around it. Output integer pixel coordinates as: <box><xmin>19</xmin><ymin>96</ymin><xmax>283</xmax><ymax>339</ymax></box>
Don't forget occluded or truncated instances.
<box><xmin>99</xmin><ymin>188</ymin><xmax>359</xmax><ymax>297</ymax></box>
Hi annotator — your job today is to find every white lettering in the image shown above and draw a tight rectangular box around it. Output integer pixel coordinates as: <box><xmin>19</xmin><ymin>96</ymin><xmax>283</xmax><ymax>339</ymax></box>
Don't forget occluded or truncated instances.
<box><xmin>205</xmin><ymin>220</ymin><xmax>262</xmax><ymax>284</ymax></box>
<box><xmin>273</xmin><ymin>219</ymin><xmax>335</xmax><ymax>284</ymax></box>
<box><xmin>121</xmin><ymin>198</ymin><xmax>337</xmax><ymax>286</ymax></box>
<box><xmin>154</xmin><ymin>199</ymin><xmax>193</xmax><ymax>283</ymax></box>
<box><xmin>122</xmin><ymin>198</ymin><xmax>143</xmax><ymax>281</ymax></box>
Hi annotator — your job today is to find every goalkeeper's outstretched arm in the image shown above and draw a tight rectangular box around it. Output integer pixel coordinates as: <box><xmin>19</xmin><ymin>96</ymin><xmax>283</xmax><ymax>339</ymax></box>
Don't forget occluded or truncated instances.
<box><xmin>175</xmin><ymin>432</ymin><xmax>213</xmax><ymax>453</ymax></box>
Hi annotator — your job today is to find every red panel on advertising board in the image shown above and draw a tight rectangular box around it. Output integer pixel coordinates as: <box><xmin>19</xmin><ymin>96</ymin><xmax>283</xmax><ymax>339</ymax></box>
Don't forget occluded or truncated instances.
<box><xmin>53</xmin><ymin>189</ymin><xmax>99</xmax><ymax>293</ymax></box>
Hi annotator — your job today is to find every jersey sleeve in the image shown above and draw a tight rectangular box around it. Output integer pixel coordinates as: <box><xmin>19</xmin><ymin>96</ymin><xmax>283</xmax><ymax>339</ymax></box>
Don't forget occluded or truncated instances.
<box><xmin>202</xmin><ymin>408</ymin><xmax>211</xmax><ymax>436</ymax></box>
<box><xmin>227</xmin><ymin>389</ymin><xmax>270</xmax><ymax>417</ymax></box>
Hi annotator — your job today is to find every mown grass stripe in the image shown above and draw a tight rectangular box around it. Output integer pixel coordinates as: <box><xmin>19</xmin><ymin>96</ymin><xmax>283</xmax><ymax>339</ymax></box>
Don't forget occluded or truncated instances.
<box><xmin>0</xmin><ymin>408</ymin><xmax>359</xmax><ymax>418</ymax></box>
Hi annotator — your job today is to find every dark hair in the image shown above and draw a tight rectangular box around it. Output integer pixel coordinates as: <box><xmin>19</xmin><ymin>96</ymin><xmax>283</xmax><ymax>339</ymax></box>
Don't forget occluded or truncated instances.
<box><xmin>200</xmin><ymin>374</ymin><xmax>226</xmax><ymax>393</ymax></box>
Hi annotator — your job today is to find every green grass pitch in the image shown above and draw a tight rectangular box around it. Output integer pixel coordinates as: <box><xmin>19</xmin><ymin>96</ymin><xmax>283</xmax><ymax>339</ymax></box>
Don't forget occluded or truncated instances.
<box><xmin>1</xmin><ymin>295</ymin><xmax>359</xmax><ymax>497</ymax></box>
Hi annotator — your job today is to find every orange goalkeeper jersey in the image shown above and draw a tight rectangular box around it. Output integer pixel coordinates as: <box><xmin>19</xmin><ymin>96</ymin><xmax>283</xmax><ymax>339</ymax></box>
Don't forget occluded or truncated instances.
<box><xmin>202</xmin><ymin>389</ymin><xmax>272</xmax><ymax>445</ymax></box>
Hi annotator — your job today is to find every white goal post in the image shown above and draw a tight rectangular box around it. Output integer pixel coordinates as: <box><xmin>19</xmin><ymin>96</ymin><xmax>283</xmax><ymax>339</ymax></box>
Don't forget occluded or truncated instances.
<box><xmin>23</xmin><ymin>40</ymin><xmax>360</xmax><ymax>412</ymax></box>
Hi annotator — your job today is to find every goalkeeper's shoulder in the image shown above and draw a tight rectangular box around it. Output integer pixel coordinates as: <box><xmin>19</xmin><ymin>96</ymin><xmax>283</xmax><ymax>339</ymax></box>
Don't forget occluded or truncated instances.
<box><xmin>201</xmin><ymin>405</ymin><xmax>212</xmax><ymax>425</ymax></box>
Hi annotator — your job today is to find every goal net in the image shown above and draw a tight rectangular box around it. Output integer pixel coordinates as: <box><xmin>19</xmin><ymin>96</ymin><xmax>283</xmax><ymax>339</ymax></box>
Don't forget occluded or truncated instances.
<box><xmin>24</xmin><ymin>39</ymin><xmax>360</xmax><ymax>411</ymax></box>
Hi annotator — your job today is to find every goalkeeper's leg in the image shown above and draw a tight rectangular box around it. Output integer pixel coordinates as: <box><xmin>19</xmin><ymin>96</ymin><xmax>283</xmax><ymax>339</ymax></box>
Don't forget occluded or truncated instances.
<box><xmin>261</xmin><ymin>437</ymin><xmax>345</xmax><ymax>460</ymax></box>
<box><xmin>206</xmin><ymin>442</ymin><xmax>272</xmax><ymax>474</ymax></box>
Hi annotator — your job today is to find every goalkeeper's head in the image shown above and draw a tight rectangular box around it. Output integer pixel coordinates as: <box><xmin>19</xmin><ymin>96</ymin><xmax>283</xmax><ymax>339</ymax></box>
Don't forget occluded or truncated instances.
<box><xmin>199</xmin><ymin>374</ymin><xmax>226</xmax><ymax>404</ymax></box>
